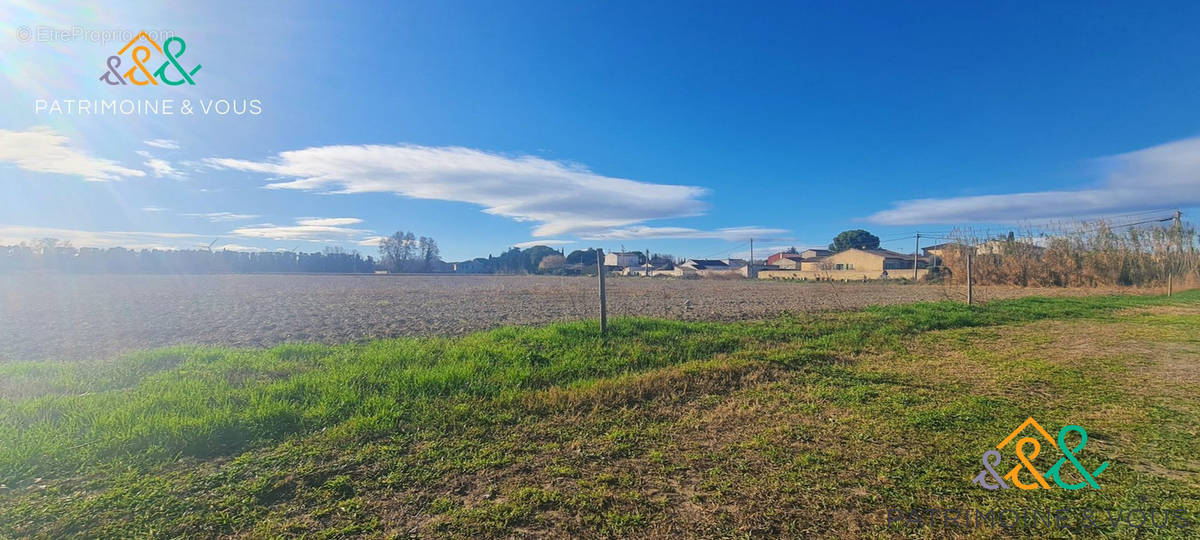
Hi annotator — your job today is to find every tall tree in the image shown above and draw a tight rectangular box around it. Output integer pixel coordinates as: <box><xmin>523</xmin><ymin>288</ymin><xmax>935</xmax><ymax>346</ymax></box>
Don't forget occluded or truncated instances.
<box><xmin>828</xmin><ymin>229</ymin><xmax>881</xmax><ymax>252</ymax></box>
<box><xmin>418</xmin><ymin>236</ymin><xmax>440</xmax><ymax>272</ymax></box>
<box><xmin>379</xmin><ymin>231</ymin><xmax>418</xmax><ymax>272</ymax></box>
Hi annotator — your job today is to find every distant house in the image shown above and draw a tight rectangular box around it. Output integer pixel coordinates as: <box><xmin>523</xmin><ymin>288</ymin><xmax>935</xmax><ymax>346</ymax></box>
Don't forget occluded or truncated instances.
<box><xmin>823</xmin><ymin>248</ymin><xmax>927</xmax><ymax>271</ymax></box>
<box><xmin>976</xmin><ymin>238</ymin><xmax>1046</xmax><ymax>256</ymax></box>
<box><xmin>669</xmin><ymin>258</ymin><xmax>748</xmax><ymax>277</ymax></box>
<box><xmin>453</xmin><ymin>259</ymin><xmax>490</xmax><ymax>273</ymax></box>
<box><xmin>766</xmin><ymin>252</ymin><xmax>803</xmax><ymax>265</ymax></box>
<box><xmin>759</xmin><ymin>248</ymin><xmax>929</xmax><ymax>281</ymax></box>
<box><xmin>618</xmin><ymin>263</ymin><xmax>653</xmax><ymax>276</ymax></box>
<box><xmin>922</xmin><ymin>239</ymin><xmax>1044</xmax><ymax>261</ymax></box>
<box><xmin>922</xmin><ymin>243</ymin><xmax>955</xmax><ymax>258</ymax></box>
<box><xmin>774</xmin><ymin>257</ymin><xmax>803</xmax><ymax>270</ymax></box>
<box><xmin>603</xmin><ymin>251</ymin><xmax>641</xmax><ymax>268</ymax></box>
<box><xmin>765</xmin><ymin>249</ymin><xmax>831</xmax><ymax>266</ymax></box>
<box><xmin>774</xmin><ymin>257</ymin><xmax>827</xmax><ymax>271</ymax></box>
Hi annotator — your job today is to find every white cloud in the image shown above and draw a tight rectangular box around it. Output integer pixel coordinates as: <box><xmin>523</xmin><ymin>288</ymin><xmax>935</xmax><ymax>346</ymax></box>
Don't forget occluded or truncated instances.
<box><xmin>0</xmin><ymin>127</ymin><xmax>145</xmax><ymax>182</ymax></box>
<box><xmin>514</xmin><ymin>239</ymin><xmax>574</xmax><ymax>248</ymax></box>
<box><xmin>0</xmin><ymin>225</ymin><xmax>201</xmax><ymax>249</ymax></box>
<box><xmin>144</xmin><ymin>157</ymin><xmax>185</xmax><ymax>179</ymax></box>
<box><xmin>297</xmin><ymin>217</ymin><xmax>363</xmax><ymax>226</ymax></box>
<box><xmin>356</xmin><ymin>236</ymin><xmax>388</xmax><ymax>247</ymax></box>
<box><xmin>231</xmin><ymin>217</ymin><xmax>369</xmax><ymax>242</ymax></box>
<box><xmin>580</xmin><ymin>226</ymin><xmax>789</xmax><ymax>241</ymax></box>
<box><xmin>866</xmin><ymin>136</ymin><xmax>1200</xmax><ymax>225</ymax></box>
<box><xmin>183</xmin><ymin>212</ymin><xmax>260</xmax><ymax>222</ymax></box>
<box><xmin>206</xmin><ymin>144</ymin><xmax>709</xmax><ymax>236</ymax></box>
<box><xmin>144</xmin><ymin>139</ymin><xmax>181</xmax><ymax>150</ymax></box>
<box><xmin>141</xmin><ymin>205</ymin><xmax>169</xmax><ymax>212</ymax></box>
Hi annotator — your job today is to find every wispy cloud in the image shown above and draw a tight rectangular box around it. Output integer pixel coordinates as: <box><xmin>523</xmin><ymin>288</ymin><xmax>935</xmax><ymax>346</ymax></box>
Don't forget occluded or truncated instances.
<box><xmin>141</xmin><ymin>205</ymin><xmax>169</xmax><ymax>213</ymax></box>
<box><xmin>0</xmin><ymin>127</ymin><xmax>144</xmax><ymax>182</ymax></box>
<box><xmin>144</xmin><ymin>139</ymin><xmax>181</xmax><ymax>150</ymax></box>
<box><xmin>144</xmin><ymin>157</ymin><xmax>185</xmax><ymax>179</ymax></box>
<box><xmin>356</xmin><ymin>236</ymin><xmax>387</xmax><ymax>247</ymax></box>
<box><xmin>0</xmin><ymin>225</ymin><xmax>201</xmax><ymax>249</ymax></box>
<box><xmin>296</xmin><ymin>217</ymin><xmax>363</xmax><ymax>226</ymax></box>
<box><xmin>206</xmin><ymin>144</ymin><xmax>710</xmax><ymax>237</ymax></box>
<box><xmin>514</xmin><ymin>239</ymin><xmax>574</xmax><ymax>248</ymax></box>
<box><xmin>580</xmin><ymin>226</ymin><xmax>789</xmax><ymax>242</ymax></box>
<box><xmin>231</xmin><ymin>217</ymin><xmax>369</xmax><ymax>242</ymax></box>
<box><xmin>866</xmin><ymin>136</ymin><xmax>1200</xmax><ymax>225</ymax></box>
<box><xmin>182</xmin><ymin>212</ymin><xmax>261</xmax><ymax>222</ymax></box>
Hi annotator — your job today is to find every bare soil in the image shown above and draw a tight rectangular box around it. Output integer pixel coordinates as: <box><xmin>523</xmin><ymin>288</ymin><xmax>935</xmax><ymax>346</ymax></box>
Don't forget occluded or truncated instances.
<box><xmin>0</xmin><ymin>273</ymin><xmax>1140</xmax><ymax>363</ymax></box>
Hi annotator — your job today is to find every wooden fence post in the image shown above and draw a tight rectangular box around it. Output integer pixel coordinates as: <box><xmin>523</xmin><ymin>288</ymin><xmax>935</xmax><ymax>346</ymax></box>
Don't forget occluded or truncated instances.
<box><xmin>597</xmin><ymin>249</ymin><xmax>607</xmax><ymax>333</ymax></box>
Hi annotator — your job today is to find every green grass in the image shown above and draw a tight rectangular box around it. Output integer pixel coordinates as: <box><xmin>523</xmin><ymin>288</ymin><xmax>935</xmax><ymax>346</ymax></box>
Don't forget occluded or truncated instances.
<box><xmin>1</xmin><ymin>290</ymin><xmax>1198</xmax><ymax>537</ymax></box>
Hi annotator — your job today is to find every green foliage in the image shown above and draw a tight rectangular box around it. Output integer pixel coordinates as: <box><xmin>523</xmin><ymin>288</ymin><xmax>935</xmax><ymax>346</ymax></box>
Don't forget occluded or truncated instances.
<box><xmin>0</xmin><ymin>290</ymin><xmax>1197</xmax><ymax>536</ymax></box>
<box><xmin>828</xmin><ymin>229</ymin><xmax>881</xmax><ymax>252</ymax></box>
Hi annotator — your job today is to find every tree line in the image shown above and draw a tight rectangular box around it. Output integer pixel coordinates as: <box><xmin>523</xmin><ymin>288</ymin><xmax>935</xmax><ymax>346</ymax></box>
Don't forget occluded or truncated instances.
<box><xmin>0</xmin><ymin>241</ymin><xmax>377</xmax><ymax>274</ymax></box>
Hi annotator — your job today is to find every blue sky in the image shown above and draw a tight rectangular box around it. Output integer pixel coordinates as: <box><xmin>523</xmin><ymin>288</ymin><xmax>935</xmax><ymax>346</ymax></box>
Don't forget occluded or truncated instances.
<box><xmin>2</xmin><ymin>1</ymin><xmax>1199</xmax><ymax>261</ymax></box>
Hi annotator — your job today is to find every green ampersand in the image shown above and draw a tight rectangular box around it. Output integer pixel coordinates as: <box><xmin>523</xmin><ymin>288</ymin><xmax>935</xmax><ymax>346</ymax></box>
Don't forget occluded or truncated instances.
<box><xmin>153</xmin><ymin>36</ymin><xmax>201</xmax><ymax>86</ymax></box>
<box><xmin>1047</xmin><ymin>425</ymin><xmax>1110</xmax><ymax>490</ymax></box>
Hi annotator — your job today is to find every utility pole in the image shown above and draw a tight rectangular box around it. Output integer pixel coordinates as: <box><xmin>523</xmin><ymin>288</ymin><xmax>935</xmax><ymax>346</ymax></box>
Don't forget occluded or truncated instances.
<box><xmin>1170</xmin><ymin>209</ymin><xmax>1183</xmax><ymax>296</ymax></box>
<box><xmin>966</xmin><ymin>245</ymin><xmax>973</xmax><ymax>305</ymax></box>
<box><xmin>749</xmin><ymin>238</ymin><xmax>754</xmax><ymax>279</ymax></box>
<box><xmin>914</xmin><ymin>233</ymin><xmax>920</xmax><ymax>280</ymax></box>
<box><xmin>597</xmin><ymin>249</ymin><xmax>607</xmax><ymax>334</ymax></box>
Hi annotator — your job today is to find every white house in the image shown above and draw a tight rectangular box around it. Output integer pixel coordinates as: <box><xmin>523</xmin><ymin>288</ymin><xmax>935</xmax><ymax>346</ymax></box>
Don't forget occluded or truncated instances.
<box><xmin>604</xmin><ymin>251</ymin><xmax>641</xmax><ymax>268</ymax></box>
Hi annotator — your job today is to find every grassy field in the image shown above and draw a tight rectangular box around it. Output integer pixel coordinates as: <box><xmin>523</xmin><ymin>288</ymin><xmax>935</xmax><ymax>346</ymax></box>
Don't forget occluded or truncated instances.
<box><xmin>1</xmin><ymin>291</ymin><xmax>1198</xmax><ymax>537</ymax></box>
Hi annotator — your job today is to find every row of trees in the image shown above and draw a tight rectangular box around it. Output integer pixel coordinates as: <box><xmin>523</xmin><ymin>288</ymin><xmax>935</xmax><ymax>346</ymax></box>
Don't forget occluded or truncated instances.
<box><xmin>0</xmin><ymin>242</ymin><xmax>377</xmax><ymax>274</ymax></box>
<box><xmin>378</xmin><ymin>232</ymin><xmax>443</xmax><ymax>273</ymax></box>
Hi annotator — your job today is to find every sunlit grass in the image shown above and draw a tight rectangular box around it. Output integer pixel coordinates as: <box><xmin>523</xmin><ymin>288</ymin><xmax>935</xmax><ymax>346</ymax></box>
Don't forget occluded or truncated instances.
<box><xmin>0</xmin><ymin>290</ymin><xmax>1197</xmax><ymax>537</ymax></box>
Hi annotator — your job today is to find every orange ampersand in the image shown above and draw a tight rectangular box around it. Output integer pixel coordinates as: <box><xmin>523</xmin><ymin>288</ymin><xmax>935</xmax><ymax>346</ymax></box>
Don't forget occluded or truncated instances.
<box><xmin>122</xmin><ymin>46</ymin><xmax>159</xmax><ymax>86</ymax></box>
<box><xmin>1002</xmin><ymin>437</ymin><xmax>1051</xmax><ymax>490</ymax></box>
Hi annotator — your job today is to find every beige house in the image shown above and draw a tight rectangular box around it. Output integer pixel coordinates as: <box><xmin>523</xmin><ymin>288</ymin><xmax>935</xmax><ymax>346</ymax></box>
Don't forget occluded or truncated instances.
<box><xmin>759</xmin><ymin>248</ymin><xmax>929</xmax><ymax>281</ymax></box>
<box><xmin>621</xmin><ymin>263</ymin><xmax>656</xmax><ymax>276</ymax></box>
<box><xmin>773</xmin><ymin>257</ymin><xmax>825</xmax><ymax>271</ymax></box>
<box><xmin>922</xmin><ymin>239</ymin><xmax>1044</xmax><ymax>262</ymax></box>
